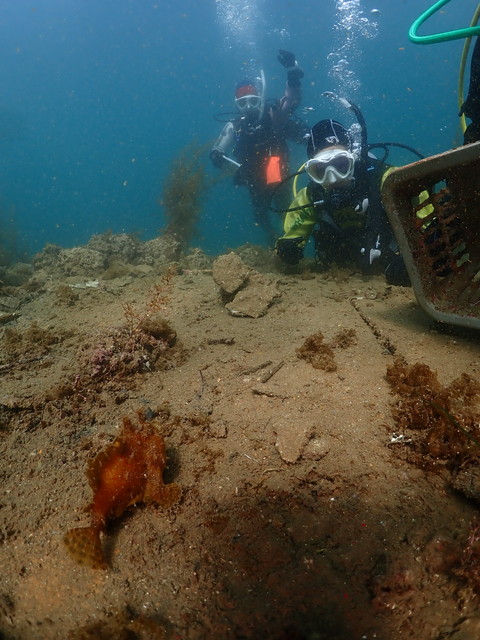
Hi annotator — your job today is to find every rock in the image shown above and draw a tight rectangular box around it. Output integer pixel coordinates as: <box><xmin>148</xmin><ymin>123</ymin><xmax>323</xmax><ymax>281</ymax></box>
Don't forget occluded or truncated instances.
<box><xmin>0</xmin><ymin>262</ymin><xmax>34</xmax><ymax>286</ymax></box>
<box><xmin>302</xmin><ymin>435</ymin><xmax>331</xmax><ymax>461</ymax></box>
<box><xmin>0</xmin><ymin>294</ymin><xmax>21</xmax><ymax>313</ymax></box>
<box><xmin>274</xmin><ymin>415</ymin><xmax>313</xmax><ymax>464</ymax></box>
<box><xmin>452</xmin><ymin>465</ymin><xmax>480</xmax><ymax>503</ymax></box>
<box><xmin>33</xmin><ymin>243</ymin><xmax>62</xmax><ymax>271</ymax></box>
<box><xmin>212</xmin><ymin>252</ymin><xmax>250</xmax><ymax>295</ymax></box>
<box><xmin>87</xmin><ymin>232</ymin><xmax>141</xmax><ymax>264</ymax></box>
<box><xmin>131</xmin><ymin>264</ymin><xmax>154</xmax><ymax>277</ymax></box>
<box><xmin>182</xmin><ymin>248</ymin><xmax>214</xmax><ymax>270</ymax></box>
<box><xmin>225</xmin><ymin>272</ymin><xmax>280</xmax><ymax>318</ymax></box>
<box><xmin>35</xmin><ymin>246</ymin><xmax>106</xmax><ymax>277</ymax></box>
<box><xmin>212</xmin><ymin>253</ymin><xmax>281</xmax><ymax>318</ymax></box>
<box><xmin>141</xmin><ymin>235</ymin><xmax>181</xmax><ymax>265</ymax></box>
<box><xmin>61</xmin><ymin>248</ymin><xmax>106</xmax><ymax>276</ymax></box>
<box><xmin>235</xmin><ymin>243</ymin><xmax>278</xmax><ymax>271</ymax></box>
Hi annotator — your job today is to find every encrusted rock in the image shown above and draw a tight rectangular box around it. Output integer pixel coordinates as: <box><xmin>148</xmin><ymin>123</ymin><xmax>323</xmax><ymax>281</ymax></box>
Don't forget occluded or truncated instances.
<box><xmin>141</xmin><ymin>235</ymin><xmax>181</xmax><ymax>265</ymax></box>
<box><xmin>87</xmin><ymin>233</ymin><xmax>141</xmax><ymax>264</ymax></box>
<box><xmin>212</xmin><ymin>252</ymin><xmax>281</xmax><ymax>318</ymax></box>
<box><xmin>182</xmin><ymin>248</ymin><xmax>214</xmax><ymax>271</ymax></box>
<box><xmin>235</xmin><ymin>243</ymin><xmax>278</xmax><ymax>271</ymax></box>
<box><xmin>0</xmin><ymin>262</ymin><xmax>34</xmax><ymax>287</ymax></box>
<box><xmin>34</xmin><ymin>245</ymin><xmax>106</xmax><ymax>277</ymax></box>
<box><xmin>212</xmin><ymin>252</ymin><xmax>250</xmax><ymax>295</ymax></box>
<box><xmin>33</xmin><ymin>243</ymin><xmax>62</xmax><ymax>271</ymax></box>
<box><xmin>225</xmin><ymin>272</ymin><xmax>280</xmax><ymax>318</ymax></box>
<box><xmin>452</xmin><ymin>465</ymin><xmax>480</xmax><ymax>503</ymax></box>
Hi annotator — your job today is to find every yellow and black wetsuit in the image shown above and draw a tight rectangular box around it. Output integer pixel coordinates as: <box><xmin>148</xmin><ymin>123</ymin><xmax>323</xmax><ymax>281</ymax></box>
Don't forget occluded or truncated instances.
<box><xmin>275</xmin><ymin>162</ymin><xmax>395</xmax><ymax>271</ymax></box>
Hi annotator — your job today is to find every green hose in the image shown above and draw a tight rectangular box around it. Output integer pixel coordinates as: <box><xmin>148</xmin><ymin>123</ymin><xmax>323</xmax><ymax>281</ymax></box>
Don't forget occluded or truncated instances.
<box><xmin>409</xmin><ymin>0</ymin><xmax>480</xmax><ymax>44</ymax></box>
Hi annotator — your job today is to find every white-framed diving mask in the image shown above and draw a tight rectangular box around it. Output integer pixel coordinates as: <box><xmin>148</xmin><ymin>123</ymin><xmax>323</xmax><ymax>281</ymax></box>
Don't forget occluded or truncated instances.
<box><xmin>305</xmin><ymin>148</ymin><xmax>355</xmax><ymax>187</ymax></box>
<box><xmin>235</xmin><ymin>94</ymin><xmax>262</xmax><ymax>114</ymax></box>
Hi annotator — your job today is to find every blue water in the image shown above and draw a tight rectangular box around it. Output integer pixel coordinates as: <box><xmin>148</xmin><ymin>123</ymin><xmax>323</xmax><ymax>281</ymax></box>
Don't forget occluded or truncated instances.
<box><xmin>0</xmin><ymin>0</ymin><xmax>476</xmax><ymax>258</ymax></box>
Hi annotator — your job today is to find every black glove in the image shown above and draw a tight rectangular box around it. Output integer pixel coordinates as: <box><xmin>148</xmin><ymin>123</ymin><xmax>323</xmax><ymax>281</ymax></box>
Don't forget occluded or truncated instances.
<box><xmin>277</xmin><ymin>50</ymin><xmax>296</xmax><ymax>68</ymax></box>
<box><xmin>210</xmin><ymin>148</ymin><xmax>226</xmax><ymax>169</ymax></box>
<box><xmin>278</xmin><ymin>49</ymin><xmax>304</xmax><ymax>86</ymax></box>
<box><xmin>276</xmin><ymin>237</ymin><xmax>304</xmax><ymax>265</ymax></box>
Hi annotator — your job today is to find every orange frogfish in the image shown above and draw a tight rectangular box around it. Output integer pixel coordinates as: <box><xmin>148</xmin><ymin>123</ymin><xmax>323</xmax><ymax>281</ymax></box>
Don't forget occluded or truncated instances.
<box><xmin>64</xmin><ymin>412</ymin><xmax>181</xmax><ymax>569</ymax></box>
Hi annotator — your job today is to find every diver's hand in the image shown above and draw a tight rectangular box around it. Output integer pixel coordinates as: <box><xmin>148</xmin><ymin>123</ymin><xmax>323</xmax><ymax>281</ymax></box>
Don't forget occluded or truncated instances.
<box><xmin>276</xmin><ymin>237</ymin><xmax>304</xmax><ymax>265</ymax></box>
<box><xmin>278</xmin><ymin>50</ymin><xmax>304</xmax><ymax>85</ymax></box>
<box><xmin>277</xmin><ymin>50</ymin><xmax>296</xmax><ymax>69</ymax></box>
<box><xmin>210</xmin><ymin>148</ymin><xmax>226</xmax><ymax>169</ymax></box>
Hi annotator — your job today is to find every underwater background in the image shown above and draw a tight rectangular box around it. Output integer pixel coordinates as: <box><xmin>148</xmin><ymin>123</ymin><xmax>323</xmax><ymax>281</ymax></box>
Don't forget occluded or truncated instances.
<box><xmin>0</xmin><ymin>0</ymin><xmax>476</xmax><ymax>258</ymax></box>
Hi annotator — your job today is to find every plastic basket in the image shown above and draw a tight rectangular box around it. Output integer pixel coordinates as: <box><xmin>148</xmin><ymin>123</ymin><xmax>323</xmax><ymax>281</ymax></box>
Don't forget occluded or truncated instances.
<box><xmin>381</xmin><ymin>141</ymin><xmax>480</xmax><ymax>329</ymax></box>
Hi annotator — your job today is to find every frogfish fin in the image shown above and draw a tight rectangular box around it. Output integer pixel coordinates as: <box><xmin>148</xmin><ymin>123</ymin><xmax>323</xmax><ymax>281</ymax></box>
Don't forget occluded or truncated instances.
<box><xmin>63</xmin><ymin>526</ymin><xmax>107</xmax><ymax>569</ymax></box>
<box><xmin>161</xmin><ymin>482</ymin><xmax>182</xmax><ymax>508</ymax></box>
<box><xmin>145</xmin><ymin>481</ymin><xmax>181</xmax><ymax>508</ymax></box>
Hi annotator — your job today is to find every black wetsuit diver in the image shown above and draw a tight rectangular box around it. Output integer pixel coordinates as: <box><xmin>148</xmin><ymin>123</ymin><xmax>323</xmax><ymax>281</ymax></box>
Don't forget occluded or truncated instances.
<box><xmin>210</xmin><ymin>50</ymin><xmax>307</xmax><ymax>244</ymax></box>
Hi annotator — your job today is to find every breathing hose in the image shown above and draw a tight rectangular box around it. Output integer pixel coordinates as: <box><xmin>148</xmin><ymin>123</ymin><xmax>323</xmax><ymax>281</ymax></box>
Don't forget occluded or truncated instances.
<box><xmin>409</xmin><ymin>0</ymin><xmax>480</xmax><ymax>44</ymax></box>
<box><xmin>409</xmin><ymin>2</ymin><xmax>480</xmax><ymax>134</ymax></box>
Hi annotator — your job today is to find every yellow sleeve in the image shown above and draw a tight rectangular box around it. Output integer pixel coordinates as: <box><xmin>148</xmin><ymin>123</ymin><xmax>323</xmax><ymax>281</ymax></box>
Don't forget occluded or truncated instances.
<box><xmin>380</xmin><ymin>166</ymin><xmax>395</xmax><ymax>189</ymax></box>
<box><xmin>279</xmin><ymin>187</ymin><xmax>316</xmax><ymax>247</ymax></box>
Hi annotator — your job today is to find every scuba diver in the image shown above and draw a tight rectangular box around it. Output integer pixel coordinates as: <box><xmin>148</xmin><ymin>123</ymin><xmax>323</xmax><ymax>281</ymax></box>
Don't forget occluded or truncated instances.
<box><xmin>209</xmin><ymin>50</ymin><xmax>307</xmax><ymax>245</ymax></box>
<box><xmin>460</xmin><ymin>36</ymin><xmax>480</xmax><ymax>144</ymax></box>
<box><xmin>275</xmin><ymin>111</ymin><xmax>410</xmax><ymax>286</ymax></box>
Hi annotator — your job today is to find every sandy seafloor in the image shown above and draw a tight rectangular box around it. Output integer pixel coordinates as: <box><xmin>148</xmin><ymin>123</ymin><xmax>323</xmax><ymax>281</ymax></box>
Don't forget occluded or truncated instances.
<box><xmin>1</xmin><ymin>232</ymin><xmax>480</xmax><ymax>640</ymax></box>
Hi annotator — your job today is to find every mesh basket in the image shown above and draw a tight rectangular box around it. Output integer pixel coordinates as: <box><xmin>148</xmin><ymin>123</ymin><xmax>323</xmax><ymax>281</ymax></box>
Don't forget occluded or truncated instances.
<box><xmin>382</xmin><ymin>141</ymin><xmax>480</xmax><ymax>329</ymax></box>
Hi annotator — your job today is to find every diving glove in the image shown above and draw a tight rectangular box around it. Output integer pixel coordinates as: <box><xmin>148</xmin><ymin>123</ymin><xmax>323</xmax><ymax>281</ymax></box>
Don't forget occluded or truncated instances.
<box><xmin>276</xmin><ymin>237</ymin><xmax>304</xmax><ymax>265</ymax></box>
<box><xmin>277</xmin><ymin>49</ymin><xmax>304</xmax><ymax>85</ymax></box>
<box><xmin>277</xmin><ymin>50</ymin><xmax>297</xmax><ymax>68</ymax></box>
<box><xmin>210</xmin><ymin>148</ymin><xmax>226</xmax><ymax>169</ymax></box>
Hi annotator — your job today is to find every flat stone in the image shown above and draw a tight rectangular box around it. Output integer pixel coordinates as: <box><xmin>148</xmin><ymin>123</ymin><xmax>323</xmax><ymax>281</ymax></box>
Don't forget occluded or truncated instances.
<box><xmin>225</xmin><ymin>273</ymin><xmax>280</xmax><ymax>318</ymax></box>
<box><xmin>274</xmin><ymin>415</ymin><xmax>313</xmax><ymax>464</ymax></box>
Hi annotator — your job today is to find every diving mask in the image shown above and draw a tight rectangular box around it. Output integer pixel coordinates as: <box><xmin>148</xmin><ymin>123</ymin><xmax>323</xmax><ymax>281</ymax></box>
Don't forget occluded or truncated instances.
<box><xmin>305</xmin><ymin>149</ymin><xmax>355</xmax><ymax>187</ymax></box>
<box><xmin>235</xmin><ymin>94</ymin><xmax>262</xmax><ymax>112</ymax></box>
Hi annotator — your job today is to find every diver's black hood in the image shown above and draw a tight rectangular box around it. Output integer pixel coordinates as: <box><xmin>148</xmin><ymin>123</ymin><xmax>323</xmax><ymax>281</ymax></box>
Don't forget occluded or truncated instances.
<box><xmin>307</xmin><ymin>119</ymin><xmax>351</xmax><ymax>158</ymax></box>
